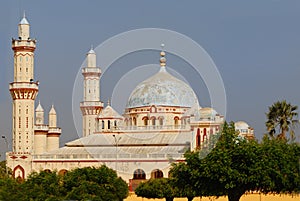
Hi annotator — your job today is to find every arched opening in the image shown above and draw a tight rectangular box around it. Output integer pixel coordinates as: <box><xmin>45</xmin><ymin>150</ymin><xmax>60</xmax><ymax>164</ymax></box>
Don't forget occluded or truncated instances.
<box><xmin>203</xmin><ymin>128</ymin><xmax>208</xmax><ymax>147</ymax></box>
<box><xmin>108</xmin><ymin>120</ymin><xmax>110</xmax><ymax>129</ymax></box>
<box><xmin>151</xmin><ymin>117</ymin><xmax>156</xmax><ymax>126</ymax></box>
<box><xmin>58</xmin><ymin>169</ymin><xmax>68</xmax><ymax>176</ymax></box>
<box><xmin>13</xmin><ymin>165</ymin><xmax>25</xmax><ymax>180</ymax></box>
<box><xmin>44</xmin><ymin>169</ymin><xmax>52</xmax><ymax>173</ymax></box>
<box><xmin>174</xmin><ymin>116</ymin><xmax>179</xmax><ymax>127</ymax></box>
<box><xmin>102</xmin><ymin>120</ymin><xmax>105</xmax><ymax>129</ymax></box>
<box><xmin>151</xmin><ymin>169</ymin><xmax>163</xmax><ymax>179</ymax></box>
<box><xmin>133</xmin><ymin>117</ymin><xmax>137</xmax><ymax>126</ymax></box>
<box><xmin>159</xmin><ymin>117</ymin><xmax>163</xmax><ymax>126</ymax></box>
<box><xmin>133</xmin><ymin>169</ymin><xmax>146</xmax><ymax>179</ymax></box>
<box><xmin>125</xmin><ymin>119</ymin><xmax>128</xmax><ymax>126</ymax></box>
<box><xmin>142</xmin><ymin>116</ymin><xmax>148</xmax><ymax>126</ymax></box>
<box><xmin>196</xmin><ymin>128</ymin><xmax>201</xmax><ymax>148</ymax></box>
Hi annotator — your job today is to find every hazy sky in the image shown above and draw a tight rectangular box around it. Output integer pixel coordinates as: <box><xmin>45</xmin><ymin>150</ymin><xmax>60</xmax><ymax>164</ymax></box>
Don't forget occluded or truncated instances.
<box><xmin>1</xmin><ymin>1</ymin><xmax>300</xmax><ymax>159</ymax></box>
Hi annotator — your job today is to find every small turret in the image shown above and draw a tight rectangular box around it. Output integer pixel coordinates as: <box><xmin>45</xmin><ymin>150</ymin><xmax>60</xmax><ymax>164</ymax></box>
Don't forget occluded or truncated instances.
<box><xmin>35</xmin><ymin>101</ymin><xmax>44</xmax><ymax>125</ymax></box>
<box><xmin>18</xmin><ymin>12</ymin><xmax>30</xmax><ymax>40</ymax></box>
<box><xmin>49</xmin><ymin>105</ymin><xmax>57</xmax><ymax>128</ymax></box>
<box><xmin>47</xmin><ymin>104</ymin><xmax>61</xmax><ymax>152</ymax></box>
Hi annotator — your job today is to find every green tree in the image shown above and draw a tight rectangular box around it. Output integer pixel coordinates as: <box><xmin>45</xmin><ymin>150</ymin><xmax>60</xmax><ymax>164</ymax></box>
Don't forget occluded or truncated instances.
<box><xmin>135</xmin><ymin>178</ymin><xmax>177</xmax><ymax>201</ymax></box>
<box><xmin>21</xmin><ymin>170</ymin><xmax>64</xmax><ymax>201</ymax></box>
<box><xmin>174</xmin><ymin>122</ymin><xmax>300</xmax><ymax>201</ymax></box>
<box><xmin>62</xmin><ymin>166</ymin><xmax>128</xmax><ymax>201</ymax></box>
<box><xmin>0</xmin><ymin>176</ymin><xmax>23</xmax><ymax>201</ymax></box>
<box><xmin>169</xmin><ymin>162</ymin><xmax>197</xmax><ymax>201</ymax></box>
<box><xmin>259</xmin><ymin>135</ymin><xmax>300</xmax><ymax>194</ymax></box>
<box><xmin>266</xmin><ymin>100</ymin><xmax>298</xmax><ymax>139</ymax></box>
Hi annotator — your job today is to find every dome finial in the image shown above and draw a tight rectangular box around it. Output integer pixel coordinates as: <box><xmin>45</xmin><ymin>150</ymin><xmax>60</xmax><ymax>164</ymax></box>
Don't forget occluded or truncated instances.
<box><xmin>19</xmin><ymin>10</ymin><xmax>29</xmax><ymax>25</ymax></box>
<box><xmin>160</xmin><ymin>43</ymin><xmax>166</xmax><ymax>67</ymax></box>
<box><xmin>107</xmin><ymin>99</ymin><xmax>110</xmax><ymax>106</ymax></box>
<box><xmin>88</xmin><ymin>45</ymin><xmax>95</xmax><ymax>54</ymax></box>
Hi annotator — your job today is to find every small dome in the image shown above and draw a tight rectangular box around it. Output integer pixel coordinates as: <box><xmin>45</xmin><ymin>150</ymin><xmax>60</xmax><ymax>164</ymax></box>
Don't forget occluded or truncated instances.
<box><xmin>126</xmin><ymin>66</ymin><xmax>199</xmax><ymax>108</ymax></box>
<box><xmin>49</xmin><ymin>105</ymin><xmax>56</xmax><ymax>115</ymax></box>
<box><xmin>35</xmin><ymin>101</ymin><xmax>44</xmax><ymax>112</ymax></box>
<box><xmin>199</xmin><ymin>107</ymin><xmax>217</xmax><ymax>119</ymax></box>
<box><xmin>98</xmin><ymin>105</ymin><xmax>122</xmax><ymax>119</ymax></box>
<box><xmin>235</xmin><ymin>121</ymin><xmax>249</xmax><ymax>130</ymax></box>
<box><xmin>19</xmin><ymin>17</ymin><xmax>29</xmax><ymax>25</ymax></box>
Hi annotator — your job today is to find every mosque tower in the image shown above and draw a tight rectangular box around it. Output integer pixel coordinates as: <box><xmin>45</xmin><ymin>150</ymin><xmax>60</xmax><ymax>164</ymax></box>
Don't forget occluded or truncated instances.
<box><xmin>10</xmin><ymin>14</ymin><xmax>38</xmax><ymax>153</ymax></box>
<box><xmin>80</xmin><ymin>47</ymin><xmax>103</xmax><ymax>137</ymax></box>
<box><xmin>8</xmin><ymin>14</ymin><xmax>38</xmax><ymax>178</ymax></box>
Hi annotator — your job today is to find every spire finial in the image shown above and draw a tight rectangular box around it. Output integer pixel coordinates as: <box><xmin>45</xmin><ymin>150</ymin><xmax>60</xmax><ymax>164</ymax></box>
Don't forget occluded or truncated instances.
<box><xmin>160</xmin><ymin>43</ymin><xmax>166</xmax><ymax>67</ymax></box>
<box><xmin>23</xmin><ymin>10</ymin><xmax>26</xmax><ymax>18</ymax></box>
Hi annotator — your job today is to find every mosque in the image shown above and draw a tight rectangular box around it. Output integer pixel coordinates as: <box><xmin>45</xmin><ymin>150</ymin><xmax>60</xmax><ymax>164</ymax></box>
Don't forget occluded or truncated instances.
<box><xmin>6</xmin><ymin>15</ymin><xmax>254</xmax><ymax>189</ymax></box>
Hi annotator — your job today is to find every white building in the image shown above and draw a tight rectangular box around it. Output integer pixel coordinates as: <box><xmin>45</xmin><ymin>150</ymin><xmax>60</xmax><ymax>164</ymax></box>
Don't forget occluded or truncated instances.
<box><xmin>6</xmin><ymin>16</ymin><xmax>254</xmax><ymax>190</ymax></box>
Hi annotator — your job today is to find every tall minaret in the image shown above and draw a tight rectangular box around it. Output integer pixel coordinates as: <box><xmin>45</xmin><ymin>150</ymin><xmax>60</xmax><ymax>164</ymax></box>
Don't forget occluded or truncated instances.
<box><xmin>80</xmin><ymin>47</ymin><xmax>103</xmax><ymax>137</ymax></box>
<box><xmin>9</xmin><ymin>14</ymin><xmax>38</xmax><ymax>153</ymax></box>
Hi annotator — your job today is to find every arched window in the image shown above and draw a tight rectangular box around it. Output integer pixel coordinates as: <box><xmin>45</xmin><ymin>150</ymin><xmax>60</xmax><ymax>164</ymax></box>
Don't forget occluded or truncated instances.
<box><xmin>203</xmin><ymin>128</ymin><xmax>208</xmax><ymax>147</ymax></box>
<box><xmin>114</xmin><ymin>120</ymin><xmax>117</xmax><ymax>128</ymax></box>
<box><xmin>151</xmin><ymin>117</ymin><xmax>156</xmax><ymax>126</ymax></box>
<box><xmin>44</xmin><ymin>169</ymin><xmax>52</xmax><ymax>173</ymax></box>
<box><xmin>196</xmin><ymin>128</ymin><xmax>201</xmax><ymax>148</ymax></box>
<box><xmin>108</xmin><ymin>120</ymin><xmax>110</xmax><ymax>129</ymax></box>
<box><xmin>133</xmin><ymin>169</ymin><xmax>146</xmax><ymax>179</ymax></box>
<box><xmin>133</xmin><ymin>117</ymin><xmax>137</xmax><ymax>126</ymax></box>
<box><xmin>159</xmin><ymin>117</ymin><xmax>163</xmax><ymax>126</ymax></box>
<box><xmin>151</xmin><ymin>169</ymin><xmax>163</xmax><ymax>179</ymax></box>
<box><xmin>142</xmin><ymin>117</ymin><xmax>148</xmax><ymax>126</ymax></box>
<box><xmin>174</xmin><ymin>116</ymin><xmax>179</xmax><ymax>127</ymax></box>
<box><xmin>102</xmin><ymin>120</ymin><xmax>105</xmax><ymax>129</ymax></box>
<box><xmin>58</xmin><ymin>169</ymin><xmax>68</xmax><ymax>176</ymax></box>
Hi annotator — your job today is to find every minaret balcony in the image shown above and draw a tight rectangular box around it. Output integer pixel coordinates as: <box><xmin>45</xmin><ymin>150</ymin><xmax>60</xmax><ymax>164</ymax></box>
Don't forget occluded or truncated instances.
<box><xmin>9</xmin><ymin>82</ymin><xmax>38</xmax><ymax>100</ymax></box>
<box><xmin>34</xmin><ymin>125</ymin><xmax>49</xmax><ymax>131</ymax></box>
<box><xmin>12</xmin><ymin>39</ymin><xmax>36</xmax><ymax>51</ymax></box>
<box><xmin>80</xmin><ymin>101</ymin><xmax>103</xmax><ymax>107</ymax></box>
<box><xmin>48</xmin><ymin>127</ymin><xmax>62</xmax><ymax>134</ymax></box>
<box><xmin>82</xmin><ymin>67</ymin><xmax>101</xmax><ymax>76</ymax></box>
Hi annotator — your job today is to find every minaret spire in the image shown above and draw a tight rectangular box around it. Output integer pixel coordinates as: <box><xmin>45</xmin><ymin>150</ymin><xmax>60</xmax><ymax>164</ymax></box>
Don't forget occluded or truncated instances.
<box><xmin>80</xmin><ymin>47</ymin><xmax>103</xmax><ymax>137</ymax></box>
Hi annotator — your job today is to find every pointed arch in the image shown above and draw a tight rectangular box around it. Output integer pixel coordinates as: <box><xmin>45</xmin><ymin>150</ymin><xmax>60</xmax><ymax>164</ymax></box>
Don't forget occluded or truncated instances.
<box><xmin>13</xmin><ymin>165</ymin><xmax>25</xmax><ymax>179</ymax></box>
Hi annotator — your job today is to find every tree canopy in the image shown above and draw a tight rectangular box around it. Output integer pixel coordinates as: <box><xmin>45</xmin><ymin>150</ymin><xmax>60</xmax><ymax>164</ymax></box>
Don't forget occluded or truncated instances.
<box><xmin>135</xmin><ymin>178</ymin><xmax>178</xmax><ymax>201</ymax></box>
<box><xmin>0</xmin><ymin>165</ymin><xmax>129</xmax><ymax>201</ymax></box>
<box><xmin>170</xmin><ymin>122</ymin><xmax>300</xmax><ymax>201</ymax></box>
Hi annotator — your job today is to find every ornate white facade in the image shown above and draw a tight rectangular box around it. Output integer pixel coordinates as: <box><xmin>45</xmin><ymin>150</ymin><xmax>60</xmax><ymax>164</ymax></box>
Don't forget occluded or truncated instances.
<box><xmin>6</xmin><ymin>16</ymin><xmax>254</xmax><ymax>188</ymax></box>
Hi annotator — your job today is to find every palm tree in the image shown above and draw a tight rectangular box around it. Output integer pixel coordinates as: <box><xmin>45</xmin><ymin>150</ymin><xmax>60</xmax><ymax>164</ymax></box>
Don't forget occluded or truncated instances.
<box><xmin>266</xmin><ymin>100</ymin><xmax>298</xmax><ymax>139</ymax></box>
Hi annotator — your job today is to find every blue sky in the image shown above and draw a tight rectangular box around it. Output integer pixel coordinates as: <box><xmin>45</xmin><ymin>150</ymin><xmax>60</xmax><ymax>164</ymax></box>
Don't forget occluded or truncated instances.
<box><xmin>0</xmin><ymin>1</ymin><xmax>300</xmax><ymax>158</ymax></box>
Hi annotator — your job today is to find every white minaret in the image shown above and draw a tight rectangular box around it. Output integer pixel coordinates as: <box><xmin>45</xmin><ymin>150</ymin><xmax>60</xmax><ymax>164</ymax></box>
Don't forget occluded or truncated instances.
<box><xmin>10</xmin><ymin>14</ymin><xmax>38</xmax><ymax>152</ymax></box>
<box><xmin>80</xmin><ymin>47</ymin><xmax>103</xmax><ymax>137</ymax></box>
<box><xmin>8</xmin><ymin>14</ymin><xmax>38</xmax><ymax>178</ymax></box>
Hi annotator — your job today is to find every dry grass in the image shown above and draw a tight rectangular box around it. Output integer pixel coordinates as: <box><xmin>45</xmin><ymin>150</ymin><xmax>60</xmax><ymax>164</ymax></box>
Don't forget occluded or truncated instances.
<box><xmin>125</xmin><ymin>193</ymin><xmax>300</xmax><ymax>201</ymax></box>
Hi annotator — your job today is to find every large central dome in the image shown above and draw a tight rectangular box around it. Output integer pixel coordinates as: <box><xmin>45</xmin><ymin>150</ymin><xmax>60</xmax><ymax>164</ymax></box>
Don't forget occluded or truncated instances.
<box><xmin>126</xmin><ymin>66</ymin><xmax>199</xmax><ymax>109</ymax></box>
